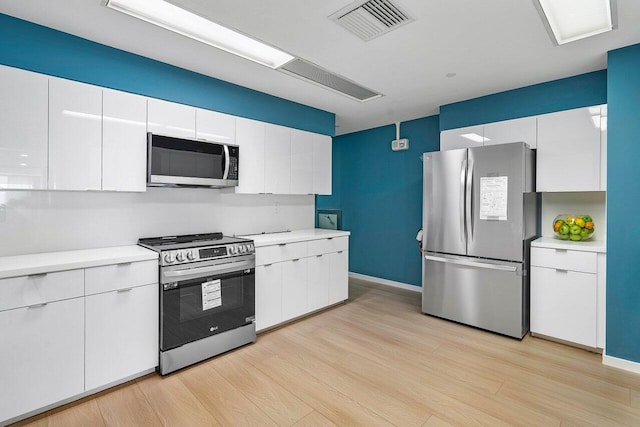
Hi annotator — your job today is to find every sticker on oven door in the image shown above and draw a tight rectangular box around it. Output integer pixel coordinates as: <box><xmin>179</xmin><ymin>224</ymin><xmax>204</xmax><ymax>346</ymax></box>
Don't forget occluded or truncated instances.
<box><xmin>202</xmin><ymin>279</ymin><xmax>222</xmax><ymax>311</ymax></box>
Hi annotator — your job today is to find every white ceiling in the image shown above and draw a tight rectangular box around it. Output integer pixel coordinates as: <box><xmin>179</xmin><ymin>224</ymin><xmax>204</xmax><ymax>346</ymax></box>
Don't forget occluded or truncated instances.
<box><xmin>1</xmin><ymin>0</ymin><xmax>640</xmax><ymax>135</ymax></box>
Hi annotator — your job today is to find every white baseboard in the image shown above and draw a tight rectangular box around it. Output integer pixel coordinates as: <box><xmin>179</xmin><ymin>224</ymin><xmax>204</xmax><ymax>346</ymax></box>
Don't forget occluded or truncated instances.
<box><xmin>602</xmin><ymin>353</ymin><xmax>640</xmax><ymax>375</ymax></box>
<box><xmin>349</xmin><ymin>272</ymin><xmax>421</xmax><ymax>293</ymax></box>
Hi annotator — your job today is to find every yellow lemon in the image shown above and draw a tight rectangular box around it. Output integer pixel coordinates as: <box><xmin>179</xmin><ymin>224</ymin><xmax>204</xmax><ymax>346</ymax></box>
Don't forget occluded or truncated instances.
<box><xmin>575</xmin><ymin>218</ymin><xmax>585</xmax><ymax>228</ymax></box>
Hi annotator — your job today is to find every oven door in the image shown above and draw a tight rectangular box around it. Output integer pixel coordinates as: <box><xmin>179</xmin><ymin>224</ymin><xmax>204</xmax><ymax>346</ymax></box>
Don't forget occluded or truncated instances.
<box><xmin>160</xmin><ymin>255</ymin><xmax>255</xmax><ymax>351</ymax></box>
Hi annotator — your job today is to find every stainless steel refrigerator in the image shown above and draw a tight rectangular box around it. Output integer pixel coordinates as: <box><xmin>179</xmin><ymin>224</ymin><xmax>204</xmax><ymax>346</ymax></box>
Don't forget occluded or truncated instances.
<box><xmin>422</xmin><ymin>141</ymin><xmax>538</xmax><ymax>339</ymax></box>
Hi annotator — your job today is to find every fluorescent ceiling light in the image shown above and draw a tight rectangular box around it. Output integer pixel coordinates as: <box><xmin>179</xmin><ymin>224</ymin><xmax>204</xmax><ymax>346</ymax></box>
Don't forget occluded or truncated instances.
<box><xmin>461</xmin><ymin>133</ymin><xmax>490</xmax><ymax>143</ymax></box>
<box><xmin>535</xmin><ymin>0</ymin><xmax>613</xmax><ymax>45</ymax></box>
<box><xmin>105</xmin><ymin>0</ymin><xmax>294</xmax><ymax>68</ymax></box>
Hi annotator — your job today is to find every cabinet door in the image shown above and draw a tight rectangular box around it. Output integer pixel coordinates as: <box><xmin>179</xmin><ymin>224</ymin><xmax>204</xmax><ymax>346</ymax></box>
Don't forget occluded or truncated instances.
<box><xmin>440</xmin><ymin>125</ymin><xmax>484</xmax><ymax>150</ymax></box>
<box><xmin>85</xmin><ymin>283</ymin><xmax>158</xmax><ymax>390</ymax></box>
<box><xmin>483</xmin><ymin>116</ymin><xmax>537</xmax><ymax>149</ymax></box>
<box><xmin>196</xmin><ymin>109</ymin><xmax>236</xmax><ymax>143</ymax></box>
<box><xmin>0</xmin><ymin>298</ymin><xmax>84</xmax><ymax>422</ymax></box>
<box><xmin>255</xmin><ymin>263</ymin><xmax>282</xmax><ymax>331</ymax></box>
<box><xmin>536</xmin><ymin>107</ymin><xmax>601</xmax><ymax>192</ymax></box>
<box><xmin>328</xmin><ymin>250</ymin><xmax>349</xmax><ymax>304</ymax></box>
<box><xmin>102</xmin><ymin>89</ymin><xmax>147</xmax><ymax>192</ymax></box>
<box><xmin>0</xmin><ymin>66</ymin><xmax>48</xmax><ymax>190</ymax></box>
<box><xmin>290</xmin><ymin>129</ymin><xmax>313</xmax><ymax>194</ymax></box>
<box><xmin>530</xmin><ymin>266</ymin><xmax>597</xmax><ymax>347</ymax></box>
<box><xmin>599</xmin><ymin>105</ymin><xmax>607</xmax><ymax>191</ymax></box>
<box><xmin>49</xmin><ymin>78</ymin><xmax>102</xmax><ymax>191</ymax></box>
<box><xmin>308</xmin><ymin>254</ymin><xmax>330</xmax><ymax>311</ymax></box>
<box><xmin>147</xmin><ymin>98</ymin><xmax>195</xmax><ymax>138</ymax></box>
<box><xmin>264</xmin><ymin>124</ymin><xmax>291</xmax><ymax>194</ymax></box>
<box><xmin>235</xmin><ymin>118</ymin><xmax>265</xmax><ymax>194</ymax></box>
<box><xmin>313</xmin><ymin>133</ymin><xmax>332</xmax><ymax>195</ymax></box>
<box><xmin>282</xmin><ymin>258</ymin><xmax>308</xmax><ymax>321</ymax></box>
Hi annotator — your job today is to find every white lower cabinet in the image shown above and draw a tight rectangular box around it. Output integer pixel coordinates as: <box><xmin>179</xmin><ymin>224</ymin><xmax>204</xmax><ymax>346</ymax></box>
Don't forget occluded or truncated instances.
<box><xmin>282</xmin><ymin>258</ymin><xmax>308</xmax><ymax>320</ymax></box>
<box><xmin>0</xmin><ymin>254</ymin><xmax>159</xmax><ymax>425</ymax></box>
<box><xmin>530</xmin><ymin>245</ymin><xmax>605</xmax><ymax>349</ymax></box>
<box><xmin>308</xmin><ymin>254</ymin><xmax>330</xmax><ymax>311</ymax></box>
<box><xmin>0</xmin><ymin>298</ymin><xmax>84</xmax><ymax>423</ymax></box>
<box><xmin>329</xmin><ymin>250</ymin><xmax>349</xmax><ymax>304</ymax></box>
<box><xmin>254</xmin><ymin>233</ymin><xmax>349</xmax><ymax>332</ymax></box>
<box><xmin>85</xmin><ymin>283</ymin><xmax>158</xmax><ymax>390</ymax></box>
<box><xmin>255</xmin><ymin>263</ymin><xmax>283</xmax><ymax>331</ymax></box>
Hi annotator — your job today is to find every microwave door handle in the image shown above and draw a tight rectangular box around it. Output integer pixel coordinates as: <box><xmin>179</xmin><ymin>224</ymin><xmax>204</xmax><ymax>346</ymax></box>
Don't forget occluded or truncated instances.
<box><xmin>222</xmin><ymin>144</ymin><xmax>230</xmax><ymax>180</ymax></box>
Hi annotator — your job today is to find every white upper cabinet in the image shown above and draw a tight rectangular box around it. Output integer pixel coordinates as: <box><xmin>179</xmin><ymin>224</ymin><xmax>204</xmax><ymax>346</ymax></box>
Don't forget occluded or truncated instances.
<box><xmin>264</xmin><ymin>124</ymin><xmax>291</xmax><ymax>194</ymax></box>
<box><xmin>599</xmin><ymin>105</ymin><xmax>607</xmax><ymax>191</ymax></box>
<box><xmin>290</xmin><ymin>129</ymin><xmax>314</xmax><ymax>194</ymax></box>
<box><xmin>147</xmin><ymin>99</ymin><xmax>195</xmax><ymax>138</ymax></box>
<box><xmin>537</xmin><ymin>106</ymin><xmax>602</xmax><ymax>192</ymax></box>
<box><xmin>48</xmin><ymin>78</ymin><xmax>103</xmax><ymax>191</ymax></box>
<box><xmin>0</xmin><ymin>66</ymin><xmax>49</xmax><ymax>190</ymax></box>
<box><xmin>440</xmin><ymin>125</ymin><xmax>484</xmax><ymax>150</ymax></box>
<box><xmin>196</xmin><ymin>109</ymin><xmax>236</xmax><ymax>144</ymax></box>
<box><xmin>235</xmin><ymin>118</ymin><xmax>265</xmax><ymax>194</ymax></box>
<box><xmin>483</xmin><ymin>116</ymin><xmax>537</xmax><ymax>149</ymax></box>
<box><xmin>313</xmin><ymin>133</ymin><xmax>332</xmax><ymax>195</ymax></box>
<box><xmin>102</xmin><ymin>89</ymin><xmax>147</xmax><ymax>192</ymax></box>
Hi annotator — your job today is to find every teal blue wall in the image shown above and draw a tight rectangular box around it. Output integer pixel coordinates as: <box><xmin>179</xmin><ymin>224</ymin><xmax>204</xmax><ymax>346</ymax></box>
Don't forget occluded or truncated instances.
<box><xmin>317</xmin><ymin>116</ymin><xmax>440</xmax><ymax>287</ymax></box>
<box><xmin>605</xmin><ymin>44</ymin><xmax>640</xmax><ymax>363</ymax></box>
<box><xmin>440</xmin><ymin>70</ymin><xmax>607</xmax><ymax>130</ymax></box>
<box><xmin>0</xmin><ymin>13</ymin><xmax>334</xmax><ymax>135</ymax></box>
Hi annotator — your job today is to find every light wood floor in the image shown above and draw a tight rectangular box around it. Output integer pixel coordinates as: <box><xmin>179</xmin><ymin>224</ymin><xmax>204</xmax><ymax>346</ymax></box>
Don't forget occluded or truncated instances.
<box><xmin>13</xmin><ymin>278</ymin><xmax>640</xmax><ymax>426</ymax></box>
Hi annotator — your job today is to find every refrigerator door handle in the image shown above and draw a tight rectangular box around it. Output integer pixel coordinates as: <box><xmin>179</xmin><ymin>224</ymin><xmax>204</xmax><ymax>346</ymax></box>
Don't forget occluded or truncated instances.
<box><xmin>460</xmin><ymin>159</ymin><xmax>467</xmax><ymax>244</ymax></box>
<box><xmin>425</xmin><ymin>255</ymin><xmax>517</xmax><ymax>272</ymax></box>
<box><xmin>465</xmin><ymin>158</ymin><xmax>474</xmax><ymax>243</ymax></box>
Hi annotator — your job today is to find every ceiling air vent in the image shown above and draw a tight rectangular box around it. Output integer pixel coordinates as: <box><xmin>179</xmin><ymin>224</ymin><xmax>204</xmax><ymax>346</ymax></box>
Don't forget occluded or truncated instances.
<box><xmin>278</xmin><ymin>58</ymin><xmax>382</xmax><ymax>102</ymax></box>
<box><xmin>330</xmin><ymin>0</ymin><xmax>414</xmax><ymax>41</ymax></box>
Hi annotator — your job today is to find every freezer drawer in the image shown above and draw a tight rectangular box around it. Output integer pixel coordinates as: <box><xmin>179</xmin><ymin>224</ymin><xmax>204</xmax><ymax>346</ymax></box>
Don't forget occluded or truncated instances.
<box><xmin>422</xmin><ymin>253</ymin><xmax>529</xmax><ymax>339</ymax></box>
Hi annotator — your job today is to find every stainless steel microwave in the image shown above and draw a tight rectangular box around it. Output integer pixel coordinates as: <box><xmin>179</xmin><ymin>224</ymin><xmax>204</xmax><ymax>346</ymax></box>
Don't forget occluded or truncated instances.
<box><xmin>147</xmin><ymin>133</ymin><xmax>239</xmax><ymax>188</ymax></box>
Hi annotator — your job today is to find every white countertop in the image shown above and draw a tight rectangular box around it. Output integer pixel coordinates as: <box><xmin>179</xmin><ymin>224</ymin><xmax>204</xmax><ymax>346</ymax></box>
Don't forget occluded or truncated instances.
<box><xmin>0</xmin><ymin>246</ymin><xmax>158</xmax><ymax>279</ymax></box>
<box><xmin>241</xmin><ymin>228</ymin><xmax>350</xmax><ymax>247</ymax></box>
<box><xmin>532</xmin><ymin>236</ymin><xmax>606</xmax><ymax>253</ymax></box>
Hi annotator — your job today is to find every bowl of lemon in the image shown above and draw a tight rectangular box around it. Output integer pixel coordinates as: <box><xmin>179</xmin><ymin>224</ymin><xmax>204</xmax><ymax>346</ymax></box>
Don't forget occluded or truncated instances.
<box><xmin>553</xmin><ymin>215</ymin><xmax>595</xmax><ymax>241</ymax></box>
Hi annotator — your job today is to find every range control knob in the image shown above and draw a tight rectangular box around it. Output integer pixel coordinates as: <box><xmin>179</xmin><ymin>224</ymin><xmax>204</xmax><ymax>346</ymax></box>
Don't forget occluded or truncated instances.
<box><xmin>163</xmin><ymin>253</ymin><xmax>175</xmax><ymax>264</ymax></box>
<box><xmin>186</xmin><ymin>250</ymin><xmax>196</xmax><ymax>261</ymax></box>
<box><xmin>228</xmin><ymin>245</ymin><xmax>237</xmax><ymax>255</ymax></box>
<box><xmin>176</xmin><ymin>252</ymin><xmax>185</xmax><ymax>262</ymax></box>
<box><xmin>238</xmin><ymin>244</ymin><xmax>246</xmax><ymax>254</ymax></box>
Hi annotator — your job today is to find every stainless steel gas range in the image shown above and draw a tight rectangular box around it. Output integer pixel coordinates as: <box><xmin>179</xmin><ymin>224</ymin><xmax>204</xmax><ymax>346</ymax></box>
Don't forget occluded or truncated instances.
<box><xmin>138</xmin><ymin>233</ymin><xmax>255</xmax><ymax>375</ymax></box>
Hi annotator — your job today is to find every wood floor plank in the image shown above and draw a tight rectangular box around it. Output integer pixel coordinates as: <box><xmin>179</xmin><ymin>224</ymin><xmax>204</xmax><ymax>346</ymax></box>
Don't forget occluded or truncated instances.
<box><xmin>631</xmin><ymin>389</ymin><xmax>640</xmax><ymax>409</ymax></box>
<box><xmin>209</xmin><ymin>351</ymin><xmax>314</xmax><ymax>426</ymax></box>
<box><xmin>177</xmin><ymin>360</ymin><xmax>277</xmax><ymax>426</ymax></box>
<box><xmin>136</xmin><ymin>372</ymin><xmax>219</xmax><ymax>426</ymax></box>
<box><xmin>269</xmin><ymin>332</ymin><xmax>432</xmax><ymax>426</ymax></box>
<box><xmin>292</xmin><ymin>410</ymin><xmax>338</xmax><ymax>427</ymax></box>
<box><xmin>95</xmin><ymin>383</ymin><xmax>161</xmax><ymax>426</ymax></box>
<box><xmin>422</xmin><ymin>414</ymin><xmax>456</xmax><ymax>427</ymax></box>
<box><xmin>255</xmin><ymin>355</ymin><xmax>395</xmax><ymax>426</ymax></box>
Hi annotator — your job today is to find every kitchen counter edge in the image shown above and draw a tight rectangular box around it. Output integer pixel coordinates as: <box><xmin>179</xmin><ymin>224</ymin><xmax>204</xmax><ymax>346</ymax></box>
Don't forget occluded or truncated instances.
<box><xmin>532</xmin><ymin>237</ymin><xmax>606</xmax><ymax>253</ymax></box>
<box><xmin>0</xmin><ymin>246</ymin><xmax>159</xmax><ymax>279</ymax></box>
<box><xmin>241</xmin><ymin>229</ymin><xmax>350</xmax><ymax>247</ymax></box>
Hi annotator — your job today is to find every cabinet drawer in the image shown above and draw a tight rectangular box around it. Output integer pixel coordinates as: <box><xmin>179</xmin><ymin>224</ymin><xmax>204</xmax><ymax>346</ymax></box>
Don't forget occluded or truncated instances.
<box><xmin>307</xmin><ymin>236</ymin><xmax>349</xmax><ymax>256</ymax></box>
<box><xmin>530</xmin><ymin>265</ymin><xmax>597</xmax><ymax>347</ymax></box>
<box><xmin>530</xmin><ymin>247</ymin><xmax>597</xmax><ymax>273</ymax></box>
<box><xmin>256</xmin><ymin>242</ymin><xmax>307</xmax><ymax>266</ymax></box>
<box><xmin>85</xmin><ymin>260</ymin><xmax>158</xmax><ymax>295</ymax></box>
<box><xmin>0</xmin><ymin>269</ymin><xmax>84</xmax><ymax>312</ymax></box>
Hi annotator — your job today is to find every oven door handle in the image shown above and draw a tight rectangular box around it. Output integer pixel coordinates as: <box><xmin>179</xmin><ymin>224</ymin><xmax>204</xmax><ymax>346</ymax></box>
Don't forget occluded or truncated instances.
<box><xmin>163</xmin><ymin>260</ymin><xmax>254</xmax><ymax>282</ymax></box>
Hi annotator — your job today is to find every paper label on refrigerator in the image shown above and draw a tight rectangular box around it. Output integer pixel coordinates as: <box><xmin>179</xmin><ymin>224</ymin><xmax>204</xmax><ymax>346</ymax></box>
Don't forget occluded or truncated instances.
<box><xmin>202</xmin><ymin>279</ymin><xmax>222</xmax><ymax>311</ymax></box>
<box><xmin>479</xmin><ymin>176</ymin><xmax>508</xmax><ymax>220</ymax></box>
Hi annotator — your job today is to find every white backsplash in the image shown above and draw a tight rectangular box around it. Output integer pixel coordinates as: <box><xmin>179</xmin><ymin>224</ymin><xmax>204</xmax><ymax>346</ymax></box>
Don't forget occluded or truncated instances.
<box><xmin>541</xmin><ymin>191</ymin><xmax>607</xmax><ymax>241</ymax></box>
<box><xmin>0</xmin><ymin>188</ymin><xmax>314</xmax><ymax>256</ymax></box>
